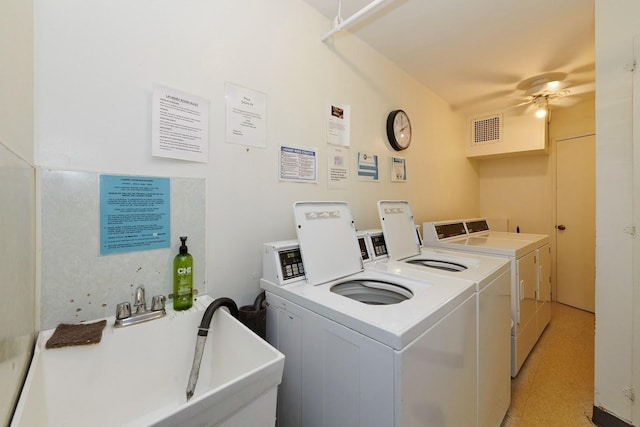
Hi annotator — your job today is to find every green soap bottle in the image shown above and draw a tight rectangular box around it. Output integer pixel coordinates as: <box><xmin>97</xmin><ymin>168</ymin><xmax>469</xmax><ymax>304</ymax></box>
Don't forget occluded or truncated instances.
<box><xmin>173</xmin><ymin>236</ymin><xmax>193</xmax><ymax>310</ymax></box>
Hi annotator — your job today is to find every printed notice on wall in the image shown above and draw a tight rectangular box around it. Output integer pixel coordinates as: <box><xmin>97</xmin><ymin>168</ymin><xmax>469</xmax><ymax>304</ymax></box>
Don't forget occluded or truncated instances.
<box><xmin>357</xmin><ymin>152</ymin><xmax>379</xmax><ymax>181</ymax></box>
<box><xmin>152</xmin><ymin>84</ymin><xmax>209</xmax><ymax>163</ymax></box>
<box><xmin>328</xmin><ymin>146</ymin><xmax>349</xmax><ymax>189</ymax></box>
<box><xmin>225</xmin><ymin>82</ymin><xmax>267</xmax><ymax>148</ymax></box>
<box><xmin>326</xmin><ymin>103</ymin><xmax>351</xmax><ymax>146</ymax></box>
<box><xmin>100</xmin><ymin>175</ymin><xmax>170</xmax><ymax>255</ymax></box>
<box><xmin>391</xmin><ymin>156</ymin><xmax>407</xmax><ymax>182</ymax></box>
<box><xmin>279</xmin><ymin>145</ymin><xmax>318</xmax><ymax>183</ymax></box>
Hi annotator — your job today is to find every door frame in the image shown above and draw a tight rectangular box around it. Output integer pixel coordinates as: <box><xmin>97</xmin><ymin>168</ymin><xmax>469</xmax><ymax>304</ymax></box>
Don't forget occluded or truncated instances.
<box><xmin>548</xmin><ymin>100</ymin><xmax>596</xmax><ymax>304</ymax></box>
<box><xmin>632</xmin><ymin>34</ymin><xmax>640</xmax><ymax>425</ymax></box>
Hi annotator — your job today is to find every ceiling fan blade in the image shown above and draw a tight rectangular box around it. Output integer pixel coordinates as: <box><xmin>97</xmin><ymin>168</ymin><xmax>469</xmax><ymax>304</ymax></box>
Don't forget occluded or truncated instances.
<box><xmin>517</xmin><ymin>72</ymin><xmax>567</xmax><ymax>92</ymax></box>
<box><xmin>501</xmin><ymin>99</ymin><xmax>534</xmax><ymax>114</ymax></box>
<box><xmin>552</xmin><ymin>97</ymin><xmax>580</xmax><ymax>108</ymax></box>
<box><xmin>511</xmin><ymin>100</ymin><xmax>534</xmax><ymax>108</ymax></box>
<box><xmin>565</xmin><ymin>81</ymin><xmax>595</xmax><ymax>96</ymax></box>
<box><xmin>567</xmin><ymin>62</ymin><xmax>596</xmax><ymax>77</ymax></box>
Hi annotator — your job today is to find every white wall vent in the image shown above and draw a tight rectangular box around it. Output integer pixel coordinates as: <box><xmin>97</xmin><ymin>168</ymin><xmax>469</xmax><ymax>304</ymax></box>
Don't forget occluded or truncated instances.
<box><xmin>471</xmin><ymin>114</ymin><xmax>503</xmax><ymax>145</ymax></box>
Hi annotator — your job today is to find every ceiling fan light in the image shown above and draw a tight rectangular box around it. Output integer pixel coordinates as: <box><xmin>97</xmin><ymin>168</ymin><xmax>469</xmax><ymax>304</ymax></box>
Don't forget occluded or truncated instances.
<box><xmin>535</xmin><ymin>107</ymin><xmax>547</xmax><ymax>118</ymax></box>
<box><xmin>546</xmin><ymin>80</ymin><xmax>560</xmax><ymax>90</ymax></box>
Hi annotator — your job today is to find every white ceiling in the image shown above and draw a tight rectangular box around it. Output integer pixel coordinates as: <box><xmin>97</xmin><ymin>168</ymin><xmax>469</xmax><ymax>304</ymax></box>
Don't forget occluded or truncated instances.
<box><xmin>302</xmin><ymin>0</ymin><xmax>595</xmax><ymax>116</ymax></box>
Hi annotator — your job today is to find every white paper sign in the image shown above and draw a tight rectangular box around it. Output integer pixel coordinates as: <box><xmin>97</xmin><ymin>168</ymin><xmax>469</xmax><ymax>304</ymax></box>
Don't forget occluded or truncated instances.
<box><xmin>225</xmin><ymin>82</ymin><xmax>267</xmax><ymax>148</ymax></box>
<box><xmin>152</xmin><ymin>84</ymin><xmax>209</xmax><ymax>163</ymax></box>
<box><xmin>357</xmin><ymin>152</ymin><xmax>379</xmax><ymax>181</ymax></box>
<box><xmin>391</xmin><ymin>156</ymin><xmax>407</xmax><ymax>182</ymax></box>
<box><xmin>279</xmin><ymin>145</ymin><xmax>318</xmax><ymax>183</ymax></box>
<box><xmin>328</xmin><ymin>146</ymin><xmax>349</xmax><ymax>189</ymax></box>
<box><xmin>327</xmin><ymin>103</ymin><xmax>351</xmax><ymax>146</ymax></box>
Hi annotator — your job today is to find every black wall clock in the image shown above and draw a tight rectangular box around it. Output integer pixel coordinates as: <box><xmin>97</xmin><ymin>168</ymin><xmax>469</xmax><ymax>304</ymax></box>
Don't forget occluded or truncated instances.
<box><xmin>386</xmin><ymin>109</ymin><xmax>412</xmax><ymax>151</ymax></box>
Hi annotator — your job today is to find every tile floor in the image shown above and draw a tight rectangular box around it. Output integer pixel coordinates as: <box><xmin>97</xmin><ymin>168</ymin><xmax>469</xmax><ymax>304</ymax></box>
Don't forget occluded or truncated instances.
<box><xmin>501</xmin><ymin>302</ymin><xmax>596</xmax><ymax>427</ymax></box>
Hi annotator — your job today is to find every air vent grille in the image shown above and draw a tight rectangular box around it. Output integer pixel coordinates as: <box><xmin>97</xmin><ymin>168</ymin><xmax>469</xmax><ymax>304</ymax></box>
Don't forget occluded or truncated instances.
<box><xmin>471</xmin><ymin>114</ymin><xmax>502</xmax><ymax>145</ymax></box>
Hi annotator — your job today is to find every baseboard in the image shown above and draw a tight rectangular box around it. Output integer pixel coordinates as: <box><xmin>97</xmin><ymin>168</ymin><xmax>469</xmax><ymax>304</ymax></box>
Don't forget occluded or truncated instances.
<box><xmin>592</xmin><ymin>406</ymin><xmax>633</xmax><ymax>427</ymax></box>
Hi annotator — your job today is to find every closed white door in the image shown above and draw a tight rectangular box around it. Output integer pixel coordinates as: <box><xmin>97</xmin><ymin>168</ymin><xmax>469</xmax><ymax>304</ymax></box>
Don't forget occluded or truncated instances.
<box><xmin>556</xmin><ymin>135</ymin><xmax>595</xmax><ymax>312</ymax></box>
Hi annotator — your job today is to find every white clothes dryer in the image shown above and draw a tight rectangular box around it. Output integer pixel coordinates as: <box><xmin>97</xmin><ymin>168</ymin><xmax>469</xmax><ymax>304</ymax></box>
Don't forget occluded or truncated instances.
<box><xmin>464</xmin><ymin>217</ymin><xmax>544</xmax><ymax>241</ymax></box>
<box><xmin>261</xmin><ymin>201</ymin><xmax>478</xmax><ymax>427</ymax></box>
<box><xmin>373</xmin><ymin>201</ymin><xmax>512</xmax><ymax>427</ymax></box>
<box><xmin>462</xmin><ymin>218</ymin><xmax>552</xmax><ymax>364</ymax></box>
<box><xmin>423</xmin><ymin>217</ymin><xmax>551</xmax><ymax>377</ymax></box>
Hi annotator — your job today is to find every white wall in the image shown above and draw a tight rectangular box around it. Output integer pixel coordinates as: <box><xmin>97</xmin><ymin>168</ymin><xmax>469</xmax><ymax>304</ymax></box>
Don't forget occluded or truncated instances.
<box><xmin>0</xmin><ymin>1</ymin><xmax>36</xmax><ymax>424</ymax></box>
<box><xmin>0</xmin><ymin>144</ymin><xmax>35</xmax><ymax>427</ymax></box>
<box><xmin>0</xmin><ymin>0</ymin><xmax>33</xmax><ymax>163</ymax></box>
<box><xmin>39</xmin><ymin>171</ymin><xmax>206</xmax><ymax>329</ymax></box>
<box><xmin>476</xmin><ymin>96</ymin><xmax>595</xmax><ymax>239</ymax></box>
<box><xmin>477</xmin><ymin>153</ymin><xmax>552</xmax><ymax>235</ymax></box>
<box><xmin>594</xmin><ymin>0</ymin><xmax>640</xmax><ymax>423</ymax></box>
<box><xmin>33</xmin><ymin>0</ymin><xmax>478</xmax><ymax>315</ymax></box>
<box><xmin>477</xmin><ymin>98</ymin><xmax>595</xmax><ymax>321</ymax></box>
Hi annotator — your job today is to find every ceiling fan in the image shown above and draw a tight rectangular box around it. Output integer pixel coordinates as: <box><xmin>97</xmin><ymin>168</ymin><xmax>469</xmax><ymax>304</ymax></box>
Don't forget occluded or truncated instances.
<box><xmin>510</xmin><ymin>72</ymin><xmax>594</xmax><ymax>117</ymax></box>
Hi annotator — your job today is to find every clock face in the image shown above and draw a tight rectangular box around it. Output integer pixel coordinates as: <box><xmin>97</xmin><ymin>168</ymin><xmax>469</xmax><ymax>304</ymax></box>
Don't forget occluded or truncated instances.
<box><xmin>386</xmin><ymin>110</ymin><xmax>412</xmax><ymax>151</ymax></box>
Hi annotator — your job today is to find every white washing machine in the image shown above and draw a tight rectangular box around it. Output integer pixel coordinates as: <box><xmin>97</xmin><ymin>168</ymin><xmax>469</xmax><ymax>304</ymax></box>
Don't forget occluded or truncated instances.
<box><xmin>261</xmin><ymin>201</ymin><xmax>478</xmax><ymax>427</ymax></box>
<box><xmin>371</xmin><ymin>201</ymin><xmax>512</xmax><ymax>427</ymax></box>
<box><xmin>423</xmin><ymin>217</ymin><xmax>551</xmax><ymax>377</ymax></box>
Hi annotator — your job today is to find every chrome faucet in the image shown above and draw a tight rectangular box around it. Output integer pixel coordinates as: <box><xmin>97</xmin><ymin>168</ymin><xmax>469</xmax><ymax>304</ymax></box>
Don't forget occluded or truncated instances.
<box><xmin>134</xmin><ymin>286</ymin><xmax>147</xmax><ymax>314</ymax></box>
<box><xmin>114</xmin><ymin>286</ymin><xmax>166</xmax><ymax>328</ymax></box>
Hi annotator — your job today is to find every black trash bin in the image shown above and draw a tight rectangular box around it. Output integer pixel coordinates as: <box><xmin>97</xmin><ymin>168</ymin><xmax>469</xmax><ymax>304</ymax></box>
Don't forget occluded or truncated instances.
<box><xmin>237</xmin><ymin>291</ymin><xmax>266</xmax><ymax>340</ymax></box>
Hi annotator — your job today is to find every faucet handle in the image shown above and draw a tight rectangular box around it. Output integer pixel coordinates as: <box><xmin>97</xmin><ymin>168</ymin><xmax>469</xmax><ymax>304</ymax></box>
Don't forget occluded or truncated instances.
<box><xmin>116</xmin><ymin>302</ymin><xmax>131</xmax><ymax>319</ymax></box>
<box><xmin>134</xmin><ymin>286</ymin><xmax>147</xmax><ymax>314</ymax></box>
<box><xmin>151</xmin><ymin>295</ymin><xmax>166</xmax><ymax>311</ymax></box>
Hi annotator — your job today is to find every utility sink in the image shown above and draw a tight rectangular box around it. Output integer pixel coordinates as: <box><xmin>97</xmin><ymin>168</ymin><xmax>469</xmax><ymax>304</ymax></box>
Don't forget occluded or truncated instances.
<box><xmin>11</xmin><ymin>295</ymin><xmax>284</xmax><ymax>427</ymax></box>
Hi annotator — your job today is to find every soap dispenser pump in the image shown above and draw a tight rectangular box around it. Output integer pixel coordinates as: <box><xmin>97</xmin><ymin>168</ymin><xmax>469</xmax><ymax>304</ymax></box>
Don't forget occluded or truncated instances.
<box><xmin>173</xmin><ymin>236</ymin><xmax>193</xmax><ymax>310</ymax></box>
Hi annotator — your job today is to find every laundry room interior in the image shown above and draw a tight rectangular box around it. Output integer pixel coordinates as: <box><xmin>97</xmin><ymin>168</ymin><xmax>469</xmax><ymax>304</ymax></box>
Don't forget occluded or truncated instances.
<box><xmin>2</xmin><ymin>0</ymin><xmax>639</xmax><ymax>426</ymax></box>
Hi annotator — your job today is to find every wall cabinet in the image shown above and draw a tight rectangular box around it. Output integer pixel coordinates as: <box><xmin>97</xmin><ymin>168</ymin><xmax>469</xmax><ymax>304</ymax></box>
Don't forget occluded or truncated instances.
<box><xmin>467</xmin><ymin>112</ymin><xmax>548</xmax><ymax>159</ymax></box>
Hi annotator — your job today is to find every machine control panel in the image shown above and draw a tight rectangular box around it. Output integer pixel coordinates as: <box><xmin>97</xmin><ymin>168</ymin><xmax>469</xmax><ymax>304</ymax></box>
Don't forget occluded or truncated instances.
<box><xmin>465</xmin><ymin>219</ymin><xmax>490</xmax><ymax>234</ymax></box>
<box><xmin>262</xmin><ymin>240</ymin><xmax>307</xmax><ymax>286</ymax></box>
<box><xmin>433</xmin><ymin>222</ymin><xmax>467</xmax><ymax>240</ymax></box>
<box><xmin>370</xmin><ymin>233</ymin><xmax>388</xmax><ymax>257</ymax></box>
<box><xmin>358</xmin><ymin>237</ymin><xmax>370</xmax><ymax>261</ymax></box>
<box><xmin>278</xmin><ymin>248</ymin><xmax>305</xmax><ymax>281</ymax></box>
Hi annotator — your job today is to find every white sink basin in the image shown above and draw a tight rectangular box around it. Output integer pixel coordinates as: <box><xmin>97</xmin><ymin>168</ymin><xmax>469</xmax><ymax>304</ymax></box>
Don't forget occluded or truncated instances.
<box><xmin>11</xmin><ymin>295</ymin><xmax>284</xmax><ymax>427</ymax></box>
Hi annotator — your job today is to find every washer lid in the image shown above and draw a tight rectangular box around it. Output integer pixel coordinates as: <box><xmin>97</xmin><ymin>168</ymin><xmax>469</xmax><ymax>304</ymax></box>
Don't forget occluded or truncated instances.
<box><xmin>377</xmin><ymin>200</ymin><xmax>421</xmax><ymax>261</ymax></box>
<box><xmin>293</xmin><ymin>201</ymin><xmax>363</xmax><ymax>285</ymax></box>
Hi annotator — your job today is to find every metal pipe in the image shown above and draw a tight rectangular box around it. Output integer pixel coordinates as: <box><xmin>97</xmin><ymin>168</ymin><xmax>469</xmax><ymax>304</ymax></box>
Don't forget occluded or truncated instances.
<box><xmin>320</xmin><ymin>0</ymin><xmax>392</xmax><ymax>42</ymax></box>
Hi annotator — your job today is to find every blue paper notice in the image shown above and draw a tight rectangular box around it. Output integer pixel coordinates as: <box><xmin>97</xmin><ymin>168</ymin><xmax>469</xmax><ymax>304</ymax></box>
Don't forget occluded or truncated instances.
<box><xmin>357</xmin><ymin>152</ymin><xmax>379</xmax><ymax>181</ymax></box>
<box><xmin>100</xmin><ymin>175</ymin><xmax>170</xmax><ymax>255</ymax></box>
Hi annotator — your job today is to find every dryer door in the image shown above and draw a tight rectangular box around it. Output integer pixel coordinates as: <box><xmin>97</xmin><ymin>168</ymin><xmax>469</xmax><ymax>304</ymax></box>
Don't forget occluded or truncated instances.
<box><xmin>516</xmin><ymin>251</ymin><xmax>537</xmax><ymax>329</ymax></box>
<box><xmin>513</xmin><ymin>250</ymin><xmax>538</xmax><ymax>376</ymax></box>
